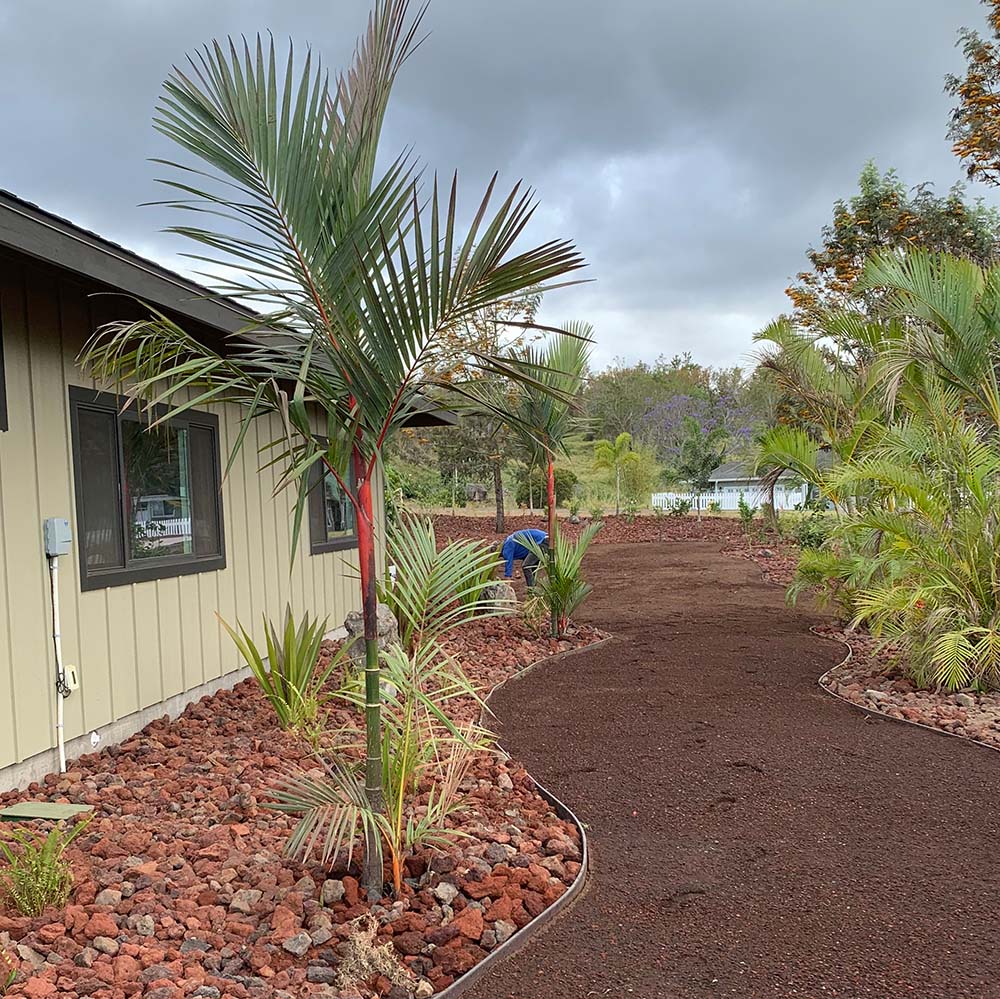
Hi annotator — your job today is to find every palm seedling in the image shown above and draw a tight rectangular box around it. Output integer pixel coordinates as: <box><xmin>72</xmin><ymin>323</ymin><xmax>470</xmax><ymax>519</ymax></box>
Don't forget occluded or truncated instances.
<box><xmin>522</xmin><ymin>521</ymin><xmax>602</xmax><ymax>637</ymax></box>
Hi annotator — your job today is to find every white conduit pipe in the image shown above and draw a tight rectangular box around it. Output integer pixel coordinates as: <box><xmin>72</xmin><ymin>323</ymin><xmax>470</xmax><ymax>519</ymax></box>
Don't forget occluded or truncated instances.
<box><xmin>47</xmin><ymin>555</ymin><xmax>67</xmax><ymax>774</ymax></box>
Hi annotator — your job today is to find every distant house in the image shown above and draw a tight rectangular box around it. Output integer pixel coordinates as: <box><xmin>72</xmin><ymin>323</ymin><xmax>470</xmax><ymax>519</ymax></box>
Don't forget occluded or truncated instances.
<box><xmin>0</xmin><ymin>190</ymin><xmax>445</xmax><ymax>788</ymax></box>
<box><xmin>707</xmin><ymin>461</ymin><xmax>805</xmax><ymax>500</ymax></box>
<box><xmin>652</xmin><ymin>460</ymin><xmax>811</xmax><ymax>512</ymax></box>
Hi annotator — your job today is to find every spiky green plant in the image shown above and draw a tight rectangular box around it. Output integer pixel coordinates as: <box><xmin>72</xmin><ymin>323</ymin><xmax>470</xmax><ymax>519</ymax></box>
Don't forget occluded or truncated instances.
<box><xmin>220</xmin><ymin>607</ymin><xmax>333</xmax><ymax>730</ymax></box>
<box><xmin>522</xmin><ymin>522</ymin><xmax>601</xmax><ymax>636</ymax></box>
<box><xmin>0</xmin><ymin>816</ymin><xmax>91</xmax><ymax>917</ymax></box>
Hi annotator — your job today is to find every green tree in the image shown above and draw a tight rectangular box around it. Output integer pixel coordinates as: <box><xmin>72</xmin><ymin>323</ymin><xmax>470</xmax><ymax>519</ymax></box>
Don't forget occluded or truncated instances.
<box><xmin>434</xmin><ymin>388</ymin><xmax>516</xmax><ymax>531</ymax></box>
<box><xmin>592</xmin><ymin>431</ymin><xmax>633</xmax><ymax>515</ymax></box>
<box><xmin>82</xmin><ymin>1</ymin><xmax>584</xmax><ymax>899</ymax></box>
<box><xmin>946</xmin><ymin>0</ymin><xmax>1000</xmax><ymax>185</ymax></box>
<box><xmin>787</xmin><ymin>162</ymin><xmax>1000</xmax><ymax>325</ymax></box>
<box><xmin>676</xmin><ymin>418</ymin><xmax>728</xmax><ymax>520</ymax></box>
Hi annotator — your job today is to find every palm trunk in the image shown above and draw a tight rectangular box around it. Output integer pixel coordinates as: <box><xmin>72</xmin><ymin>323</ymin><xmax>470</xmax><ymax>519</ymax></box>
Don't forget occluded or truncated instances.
<box><xmin>493</xmin><ymin>458</ymin><xmax>505</xmax><ymax>534</ymax></box>
<box><xmin>353</xmin><ymin>447</ymin><xmax>384</xmax><ymax>901</ymax></box>
<box><xmin>546</xmin><ymin>454</ymin><xmax>558</xmax><ymax>638</ymax></box>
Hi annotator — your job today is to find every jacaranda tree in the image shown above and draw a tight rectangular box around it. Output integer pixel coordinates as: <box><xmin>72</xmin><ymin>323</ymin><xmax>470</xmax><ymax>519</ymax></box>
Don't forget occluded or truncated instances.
<box><xmin>82</xmin><ymin>0</ymin><xmax>585</xmax><ymax>898</ymax></box>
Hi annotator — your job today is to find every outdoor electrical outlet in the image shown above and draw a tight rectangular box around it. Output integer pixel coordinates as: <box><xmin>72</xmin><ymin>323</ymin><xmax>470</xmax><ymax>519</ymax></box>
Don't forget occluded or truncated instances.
<box><xmin>89</xmin><ymin>731</ymin><xmax>101</xmax><ymax>749</ymax></box>
<box><xmin>64</xmin><ymin>665</ymin><xmax>80</xmax><ymax>692</ymax></box>
<box><xmin>43</xmin><ymin>517</ymin><xmax>73</xmax><ymax>557</ymax></box>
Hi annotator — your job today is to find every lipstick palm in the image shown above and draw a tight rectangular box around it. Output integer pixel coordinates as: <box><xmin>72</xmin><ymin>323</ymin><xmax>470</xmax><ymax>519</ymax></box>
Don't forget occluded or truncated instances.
<box><xmin>82</xmin><ymin>0</ymin><xmax>585</xmax><ymax>898</ymax></box>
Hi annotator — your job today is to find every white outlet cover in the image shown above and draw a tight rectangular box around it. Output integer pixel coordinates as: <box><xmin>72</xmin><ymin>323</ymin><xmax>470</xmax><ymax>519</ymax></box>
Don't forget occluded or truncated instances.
<box><xmin>89</xmin><ymin>731</ymin><xmax>100</xmax><ymax>748</ymax></box>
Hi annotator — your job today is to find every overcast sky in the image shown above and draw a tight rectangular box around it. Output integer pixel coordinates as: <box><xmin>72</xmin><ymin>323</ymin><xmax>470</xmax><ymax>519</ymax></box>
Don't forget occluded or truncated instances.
<box><xmin>0</xmin><ymin>0</ymin><xmax>991</xmax><ymax>372</ymax></box>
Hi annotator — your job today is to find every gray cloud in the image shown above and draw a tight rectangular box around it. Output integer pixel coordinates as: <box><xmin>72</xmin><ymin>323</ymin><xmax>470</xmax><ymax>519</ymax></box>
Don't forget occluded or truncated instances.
<box><xmin>0</xmin><ymin>0</ymin><xmax>991</xmax><ymax>370</ymax></box>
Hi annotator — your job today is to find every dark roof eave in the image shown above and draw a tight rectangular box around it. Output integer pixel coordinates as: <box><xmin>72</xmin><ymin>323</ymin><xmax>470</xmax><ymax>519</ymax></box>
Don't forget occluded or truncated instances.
<box><xmin>0</xmin><ymin>190</ymin><xmax>254</xmax><ymax>337</ymax></box>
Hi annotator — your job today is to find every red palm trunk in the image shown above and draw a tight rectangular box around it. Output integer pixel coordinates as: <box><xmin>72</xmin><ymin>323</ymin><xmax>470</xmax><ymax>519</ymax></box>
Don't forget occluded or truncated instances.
<box><xmin>353</xmin><ymin>446</ymin><xmax>384</xmax><ymax>900</ymax></box>
<box><xmin>546</xmin><ymin>453</ymin><xmax>558</xmax><ymax>637</ymax></box>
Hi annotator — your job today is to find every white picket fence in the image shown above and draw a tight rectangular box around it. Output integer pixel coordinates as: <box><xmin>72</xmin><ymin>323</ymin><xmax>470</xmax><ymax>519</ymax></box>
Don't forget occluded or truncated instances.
<box><xmin>651</xmin><ymin>485</ymin><xmax>808</xmax><ymax>512</ymax></box>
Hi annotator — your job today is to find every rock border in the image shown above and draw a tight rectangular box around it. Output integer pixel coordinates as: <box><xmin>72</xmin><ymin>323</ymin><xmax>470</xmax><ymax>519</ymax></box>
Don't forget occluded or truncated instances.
<box><xmin>815</xmin><ymin>629</ymin><xmax>1000</xmax><ymax>756</ymax></box>
<box><xmin>435</xmin><ymin>635</ymin><xmax>615</xmax><ymax>999</ymax></box>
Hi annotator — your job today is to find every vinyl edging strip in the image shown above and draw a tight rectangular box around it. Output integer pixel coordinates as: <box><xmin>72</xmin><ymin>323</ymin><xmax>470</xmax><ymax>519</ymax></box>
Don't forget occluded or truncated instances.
<box><xmin>435</xmin><ymin>634</ymin><xmax>616</xmax><ymax>999</ymax></box>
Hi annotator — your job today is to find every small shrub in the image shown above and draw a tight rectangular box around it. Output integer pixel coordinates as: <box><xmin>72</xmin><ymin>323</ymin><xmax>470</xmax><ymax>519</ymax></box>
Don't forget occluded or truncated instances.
<box><xmin>0</xmin><ymin>816</ymin><xmax>91</xmax><ymax>917</ymax></box>
<box><xmin>588</xmin><ymin>505</ymin><xmax>605</xmax><ymax>521</ymax></box>
<box><xmin>623</xmin><ymin>499</ymin><xmax>640</xmax><ymax>523</ymax></box>
<box><xmin>794</xmin><ymin>512</ymin><xmax>833</xmax><ymax>550</ymax></box>
<box><xmin>568</xmin><ymin>497</ymin><xmax>582</xmax><ymax>518</ymax></box>
<box><xmin>707</xmin><ymin>500</ymin><xmax>722</xmax><ymax>514</ymax></box>
<box><xmin>666</xmin><ymin>497</ymin><xmax>691</xmax><ymax>517</ymax></box>
<box><xmin>738</xmin><ymin>493</ymin><xmax>758</xmax><ymax>535</ymax></box>
<box><xmin>220</xmin><ymin>607</ymin><xmax>332</xmax><ymax>731</ymax></box>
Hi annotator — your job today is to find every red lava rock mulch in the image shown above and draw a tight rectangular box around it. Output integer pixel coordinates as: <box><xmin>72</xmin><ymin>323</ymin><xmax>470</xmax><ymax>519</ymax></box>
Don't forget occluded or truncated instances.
<box><xmin>433</xmin><ymin>513</ymin><xmax>744</xmax><ymax>546</ymax></box>
<box><xmin>0</xmin><ymin>616</ymin><xmax>604</xmax><ymax>999</ymax></box>
<box><xmin>720</xmin><ymin>538</ymin><xmax>801</xmax><ymax>586</ymax></box>
<box><xmin>819</xmin><ymin>626</ymin><xmax>1000</xmax><ymax>751</ymax></box>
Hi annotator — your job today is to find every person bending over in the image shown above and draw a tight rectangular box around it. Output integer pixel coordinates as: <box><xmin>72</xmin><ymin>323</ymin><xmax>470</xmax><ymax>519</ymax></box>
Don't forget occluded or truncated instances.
<box><xmin>500</xmin><ymin>528</ymin><xmax>548</xmax><ymax>587</ymax></box>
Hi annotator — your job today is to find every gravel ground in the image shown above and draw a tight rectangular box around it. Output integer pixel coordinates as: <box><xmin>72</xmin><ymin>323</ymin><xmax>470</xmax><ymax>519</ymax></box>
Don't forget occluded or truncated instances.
<box><xmin>465</xmin><ymin>541</ymin><xmax>1000</xmax><ymax>999</ymax></box>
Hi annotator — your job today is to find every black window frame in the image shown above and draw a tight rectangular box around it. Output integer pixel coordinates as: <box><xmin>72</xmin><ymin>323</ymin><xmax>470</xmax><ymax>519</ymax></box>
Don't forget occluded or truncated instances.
<box><xmin>68</xmin><ymin>386</ymin><xmax>226</xmax><ymax>590</ymax></box>
<box><xmin>308</xmin><ymin>458</ymin><xmax>358</xmax><ymax>555</ymax></box>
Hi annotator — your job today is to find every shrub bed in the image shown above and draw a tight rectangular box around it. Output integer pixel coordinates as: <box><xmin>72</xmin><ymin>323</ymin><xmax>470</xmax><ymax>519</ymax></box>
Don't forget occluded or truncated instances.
<box><xmin>0</xmin><ymin>617</ymin><xmax>604</xmax><ymax>999</ymax></box>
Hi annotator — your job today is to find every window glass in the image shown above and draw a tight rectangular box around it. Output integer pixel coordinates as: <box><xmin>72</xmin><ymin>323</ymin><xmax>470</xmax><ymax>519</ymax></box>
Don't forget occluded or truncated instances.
<box><xmin>70</xmin><ymin>388</ymin><xmax>225</xmax><ymax>589</ymax></box>
<box><xmin>77</xmin><ymin>407</ymin><xmax>124</xmax><ymax>569</ymax></box>
<box><xmin>189</xmin><ymin>425</ymin><xmax>222</xmax><ymax>557</ymax></box>
<box><xmin>309</xmin><ymin>460</ymin><xmax>357</xmax><ymax>553</ymax></box>
<box><xmin>322</xmin><ymin>472</ymin><xmax>355</xmax><ymax>541</ymax></box>
<box><xmin>122</xmin><ymin>421</ymin><xmax>194</xmax><ymax>560</ymax></box>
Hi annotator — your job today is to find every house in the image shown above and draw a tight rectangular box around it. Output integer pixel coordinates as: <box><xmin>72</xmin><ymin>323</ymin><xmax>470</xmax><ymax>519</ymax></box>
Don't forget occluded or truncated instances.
<box><xmin>651</xmin><ymin>460</ymin><xmax>810</xmax><ymax>512</ymax></box>
<box><xmin>706</xmin><ymin>461</ymin><xmax>807</xmax><ymax>505</ymax></box>
<box><xmin>0</xmin><ymin>191</ymin><xmax>440</xmax><ymax>789</ymax></box>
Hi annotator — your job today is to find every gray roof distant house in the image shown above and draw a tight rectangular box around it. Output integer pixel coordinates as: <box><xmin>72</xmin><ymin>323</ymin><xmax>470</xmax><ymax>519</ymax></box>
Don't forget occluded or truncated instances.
<box><xmin>709</xmin><ymin>450</ymin><xmax>835</xmax><ymax>487</ymax></box>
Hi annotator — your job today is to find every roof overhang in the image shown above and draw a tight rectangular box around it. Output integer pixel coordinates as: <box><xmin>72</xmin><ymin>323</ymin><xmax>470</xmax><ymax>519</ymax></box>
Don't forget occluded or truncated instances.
<box><xmin>0</xmin><ymin>190</ymin><xmax>254</xmax><ymax>336</ymax></box>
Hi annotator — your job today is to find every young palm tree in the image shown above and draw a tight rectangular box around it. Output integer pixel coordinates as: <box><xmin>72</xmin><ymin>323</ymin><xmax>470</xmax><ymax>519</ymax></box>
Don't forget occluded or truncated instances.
<box><xmin>592</xmin><ymin>431</ymin><xmax>632</xmax><ymax>515</ymax></box>
<box><xmin>82</xmin><ymin>1</ymin><xmax>585</xmax><ymax>898</ymax></box>
<box><xmin>509</xmin><ymin>326</ymin><xmax>591</xmax><ymax>534</ymax></box>
<box><xmin>502</xmin><ymin>327</ymin><xmax>591</xmax><ymax>634</ymax></box>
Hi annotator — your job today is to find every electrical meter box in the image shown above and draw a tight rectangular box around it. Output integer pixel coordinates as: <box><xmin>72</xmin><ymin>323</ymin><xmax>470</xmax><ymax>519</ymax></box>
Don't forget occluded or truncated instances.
<box><xmin>43</xmin><ymin>518</ymin><xmax>73</xmax><ymax>557</ymax></box>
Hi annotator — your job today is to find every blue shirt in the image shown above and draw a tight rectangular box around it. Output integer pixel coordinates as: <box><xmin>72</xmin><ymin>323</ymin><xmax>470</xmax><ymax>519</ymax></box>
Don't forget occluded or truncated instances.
<box><xmin>501</xmin><ymin>529</ymin><xmax>548</xmax><ymax>577</ymax></box>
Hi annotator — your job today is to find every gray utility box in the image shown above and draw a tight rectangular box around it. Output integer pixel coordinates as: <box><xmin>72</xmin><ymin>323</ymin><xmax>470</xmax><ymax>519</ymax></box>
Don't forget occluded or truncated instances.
<box><xmin>43</xmin><ymin>517</ymin><xmax>73</xmax><ymax>557</ymax></box>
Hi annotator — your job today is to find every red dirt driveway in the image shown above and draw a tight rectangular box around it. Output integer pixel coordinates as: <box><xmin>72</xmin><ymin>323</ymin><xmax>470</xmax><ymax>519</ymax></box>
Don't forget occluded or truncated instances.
<box><xmin>467</xmin><ymin>542</ymin><xmax>1000</xmax><ymax>999</ymax></box>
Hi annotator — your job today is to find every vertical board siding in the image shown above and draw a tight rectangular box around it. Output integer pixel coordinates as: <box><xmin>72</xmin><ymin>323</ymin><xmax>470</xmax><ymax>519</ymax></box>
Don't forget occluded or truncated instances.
<box><xmin>0</xmin><ymin>263</ymin><xmax>362</xmax><ymax>772</ymax></box>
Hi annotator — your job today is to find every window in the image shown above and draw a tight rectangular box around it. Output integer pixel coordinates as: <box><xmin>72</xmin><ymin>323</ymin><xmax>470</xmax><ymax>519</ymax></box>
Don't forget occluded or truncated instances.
<box><xmin>69</xmin><ymin>388</ymin><xmax>225</xmax><ymax>589</ymax></box>
<box><xmin>308</xmin><ymin>459</ymin><xmax>357</xmax><ymax>554</ymax></box>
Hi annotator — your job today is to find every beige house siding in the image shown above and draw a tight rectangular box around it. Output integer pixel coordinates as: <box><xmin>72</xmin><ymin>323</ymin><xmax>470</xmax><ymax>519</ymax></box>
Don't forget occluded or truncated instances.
<box><xmin>0</xmin><ymin>255</ymin><xmax>377</xmax><ymax>778</ymax></box>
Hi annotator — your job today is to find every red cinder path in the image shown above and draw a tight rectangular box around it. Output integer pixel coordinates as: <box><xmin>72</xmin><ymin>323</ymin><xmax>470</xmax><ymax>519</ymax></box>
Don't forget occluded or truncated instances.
<box><xmin>467</xmin><ymin>542</ymin><xmax>1000</xmax><ymax>999</ymax></box>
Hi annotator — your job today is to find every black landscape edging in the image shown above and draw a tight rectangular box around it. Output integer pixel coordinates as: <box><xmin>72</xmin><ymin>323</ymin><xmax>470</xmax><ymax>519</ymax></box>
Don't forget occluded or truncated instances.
<box><xmin>814</xmin><ymin>627</ymin><xmax>1000</xmax><ymax>756</ymax></box>
<box><xmin>435</xmin><ymin>635</ymin><xmax>614</xmax><ymax>999</ymax></box>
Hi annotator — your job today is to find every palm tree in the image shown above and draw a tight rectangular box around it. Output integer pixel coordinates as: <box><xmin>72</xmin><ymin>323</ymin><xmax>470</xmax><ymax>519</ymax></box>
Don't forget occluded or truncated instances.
<box><xmin>593</xmin><ymin>431</ymin><xmax>632</xmax><ymax>515</ymax></box>
<box><xmin>510</xmin><ymin>327</ymin><xmax>591</xmax><ymax>538</ymax></box>
<box><xmin>502</xmin><ymin>327</ymin><xmax>590</xmax><ymax>634</ymax></box>
<box><xmin>82</xmin><ymin>1</ymin><xmax>585</xmax><ymax>898</ymax></box>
